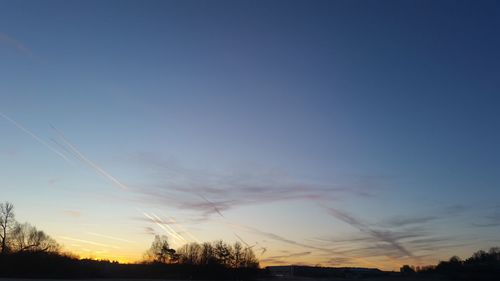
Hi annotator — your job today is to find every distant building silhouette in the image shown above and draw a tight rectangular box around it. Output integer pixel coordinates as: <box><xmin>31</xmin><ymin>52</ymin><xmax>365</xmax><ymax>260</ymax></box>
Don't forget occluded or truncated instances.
<box><xmin>267</xmin><ymin>265</ymin><xmax>295</xmax><ymax>277</ymax></box>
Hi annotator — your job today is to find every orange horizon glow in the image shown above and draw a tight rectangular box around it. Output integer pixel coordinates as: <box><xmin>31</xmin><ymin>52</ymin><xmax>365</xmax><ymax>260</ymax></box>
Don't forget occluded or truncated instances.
<box><xmin>61</xmin><ymin>243</ymin><xmax>449</xmax><ymax>272</ymax></box>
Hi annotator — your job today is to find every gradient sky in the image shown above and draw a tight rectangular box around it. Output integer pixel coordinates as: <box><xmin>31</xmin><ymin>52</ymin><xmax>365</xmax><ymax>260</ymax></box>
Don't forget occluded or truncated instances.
<box><xmin>0</xmin><ymin>0</ymin><xmax>499</xmax><ymax>270</ymax></box>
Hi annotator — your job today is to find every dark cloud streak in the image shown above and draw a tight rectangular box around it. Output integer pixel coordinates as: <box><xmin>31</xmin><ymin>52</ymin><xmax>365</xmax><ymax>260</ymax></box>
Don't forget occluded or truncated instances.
<box><xmin>131</xmin><ymin>154</ymin><xmax>387</xmax><ymax>219</ymax></box>
<box><xmin>327</xmin><ymin>207</ymin><xmax>414</xmax><ymax>257</ymax></box>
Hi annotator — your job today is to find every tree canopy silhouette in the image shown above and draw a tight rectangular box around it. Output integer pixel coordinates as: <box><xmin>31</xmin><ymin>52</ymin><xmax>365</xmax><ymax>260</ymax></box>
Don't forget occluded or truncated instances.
<box><xmin>144</xmin><ymin>235</ymin><xmax>179</xmax><ymax>263</ymax></box>
<box><xmin>0</xmin><ymin>202</ymin><xmax>59</xmax><ymax>255</ymax></box>
<box><xmin>411</xmin><ymin>247</ymin><xmax>500</xmax><ymax>280</ymax></box>
<box><xmin>144</xmin><ymin>237</ymin><xmax>259</xmax><ymax>269</ymax></box>
<box><xmin>0</xmin><ymin>202</ymin><xmax>15</xmax><ymax>254</ymax></box>
<box><xmin>10</xmin><ymin>222</ymin><xmax>60</xmax><ymax>253</ymax></box>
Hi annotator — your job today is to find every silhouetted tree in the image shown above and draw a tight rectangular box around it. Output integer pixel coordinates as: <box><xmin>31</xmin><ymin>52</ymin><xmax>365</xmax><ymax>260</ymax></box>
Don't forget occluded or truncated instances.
<box><xmin>144</xmin><ymin>235</ymin><xmax>178</xmax><ymax>263</ymax></box>
<box><xmin>400</xmin><ymin>264</ymin><xmax>415</xmax><ymax>275</ymax></box>
<box><xmin>199</xmin><ymin>242</ymin><xmax>216</xmax><ymax>265</ymax></box>
<box><xmin>467</xmin><ymin>247</ymin><xmax>500</xmax><ymax>264</ymax></box>
<box><xmin>214</xmin><ymin>240</ymin><xmax>231</xmax><ymax>266</ymax></box>
<box><xmin>178</xmin><ymin>242</ymin><xmax>202</xmax><ymax>265</ymax></box>
<box><xmin>173</xmin><ymin>240</ymin><xmax>259</xmax><ymax>269</ymax></box>
<box><xmin>241</xmin><ymin>246</ymin><xmax>259</xmax><ymax>268</ymax></box>
<box><xmin>411</xmin><ymin>247</ymin><xmax>500</xmax><ymax>280</ymax></box>
<box><xmin>0</xmin><ymin>202</ymin><xmax>15</xmax><ymax>254</ymax></box>
<box><xmin>10</xmin><ymin>222</ymin><xmax>60</xmax><ymax>253</ymax></box>
<box><xmin>232</xmin><ymin>241</ymin><xmax>243</xmax><ymax>268</ymax></box>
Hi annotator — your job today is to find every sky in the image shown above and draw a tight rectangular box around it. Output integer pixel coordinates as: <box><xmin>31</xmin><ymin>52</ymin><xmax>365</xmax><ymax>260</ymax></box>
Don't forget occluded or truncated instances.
<box><xmin>0</xmin><ymin>0</ymin><xmax>499</xmax><ymax>270</ymax></box>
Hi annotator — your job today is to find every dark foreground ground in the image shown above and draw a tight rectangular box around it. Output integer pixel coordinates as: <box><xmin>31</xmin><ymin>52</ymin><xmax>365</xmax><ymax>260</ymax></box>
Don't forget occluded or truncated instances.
<box><xmin>0</xmin><ymin>277</ymin><xmax>464</xmax><ymax>281</ymax></box>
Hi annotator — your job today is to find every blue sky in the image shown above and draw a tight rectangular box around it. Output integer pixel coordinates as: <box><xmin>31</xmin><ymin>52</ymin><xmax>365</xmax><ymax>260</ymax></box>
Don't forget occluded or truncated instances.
<box><xmin>0</xmin><ymin>0</ymin><xmax>499</xmax><ymax>269</ymax></box>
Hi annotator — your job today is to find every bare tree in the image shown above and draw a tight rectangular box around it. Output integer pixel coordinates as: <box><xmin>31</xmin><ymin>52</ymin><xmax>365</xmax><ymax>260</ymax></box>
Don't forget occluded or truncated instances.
<box><xmin>177</xmin><ymin>242</ymin><xmax>202</xmax><ymax>265</ymax></box>
<box><xmin>200</xmin><ymin>242</ymin><xmax>215</xmax><ymax>265</ymax></box>
<box><xmin>232</xmin><ymin>241</ymin><xmax>243</xmax><ymax>268</ymax></box>
<box><xmin>10</xmin><ymin>222</ymin><xmax>60</xmax><ymax>253</ymax></box>
<box><xmin>144</xmin><ymin>235</ymin><xmax>178</xmax><ymax>263</ymax></box>
<box><xmin>214</xmin><ymin>240</ymin><xmax>231</xmax><ymax>266</ymax></box>
<box><xmin>0</xmin><ymin>202</ymin><xmax>15</xmax><ymax>254</ymax></box>
<box><xmin>173</xmin><ymin>240</ymin><xmax>259</xmax><ymax>268</ymax></box>
<box><xmin>241</xmin><ymin>246</ymin><xmax>259</xmax><ymax>268</ymax></box>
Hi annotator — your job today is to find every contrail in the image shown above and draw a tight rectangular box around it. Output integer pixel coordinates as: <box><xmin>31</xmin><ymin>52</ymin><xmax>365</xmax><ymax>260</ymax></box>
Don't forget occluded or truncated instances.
<box><xmin>142</xmin><ymin>212</ymin><xmax>186</xmax><ymax>243</ymax></box>
<box><xmin>151</xmin><ymin>213</ymin><xmax>187</xmax><ymax>242</ymax></box>
<box><xmin>136</xmin><ymin>208</ymin><xmax>200</xmax><ymax>243</ymax></box>
<box><xmin>86</xmin><ymin>232</ymin><xmax>134</xmax><ymax>243</ymax></box>
<box><xmin>234</xmin><ymin>232</ymin><xmax>256</xmax><ymax>250</ymax></box>
<box><xmin>234</xmin><ymin>233</ymin><xmax>250</xmax><ymax>247</ymax></box>
<box><xmin>51</xmin><ymin>125</ymin><xmax>129</xmax><ymax>190</ymax></box>
<box><xmin>0</xmin><ymin>111</ymin><xmax>72</xmax><ymax>163</ymax></box>
<box><xmin>167</xmin><ymin>216</ymin><xmax>201</xmax><ymax>243</ymax></box>
<box><xmin>59</xmin><ymin>236</ymin><xmax>120</xmax><ymax>249</ymax></box>
<box><xmin>50</xmin><ymin>137</ymin><xmax>78</xmax><ymax>160</ymax></box>
<box><xmin>198</xmin><ymin>193</ymin><xmax>224</xmax><ymax>217</ymax></box>
<box><xmin>327</xmin><ymin>207</ymin><xmax>414</xmax><ymax>258</ymax></box>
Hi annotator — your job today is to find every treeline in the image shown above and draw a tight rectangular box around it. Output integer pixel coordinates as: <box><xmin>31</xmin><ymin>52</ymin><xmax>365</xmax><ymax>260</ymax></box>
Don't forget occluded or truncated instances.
<box><xmin>401</xmin><ymin>247</ymin><xmax>500</xmax><ymax>280</ymax></box>
<box><xmin>0</xmin><ymin>252</ymin><xmax>261</xmax><ymax>279</ymax></box>
<box><xmin>144</xmin><ymin>235</ymin><xmax>259</xmax><ymax>268</ymax></box>
<box><xmin>140</xmin><ymin>235</ymin><xmax>260</xmax><ymax>279</ymax></box>
<box><xmin>0</xmin><ymin>244</ymin><xmax>261</xmax><ymax>280</ymax></box>
<box><xmin>0</xmin><ymin>202</ymin><xmax>261</xmax><ymax>279</ymax></box>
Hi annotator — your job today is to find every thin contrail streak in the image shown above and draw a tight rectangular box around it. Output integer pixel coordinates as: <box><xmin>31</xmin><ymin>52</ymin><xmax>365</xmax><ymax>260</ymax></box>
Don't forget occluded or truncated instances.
<box><xmin>86</xmin><ymin>232</ymin><xmax>134</xmax><ymax>243</ymax></box>
<box><xmin>50</xmin><ymin>137</ymin><xmax>78</xmax><ymax>160</ymax></box>
<box><xmin>59</xmin><ymin>236</ymin><xmax>120</xmax><ymax>249</ymax></box>
<box><xmin>142</xmin><ymin>212</ymin><xmax>185</xmax><ymax>243</ymax></box>
<box><xmin>169</xmin><ymin>216</ymin><xmax>201</xmax><ymax>243</ymax></box>
<box><xmin>51</xmin><ymin>125</ymin><xmax>129</xmax><ymax>190</ymax></box>
<box><xmin>326</xmin><ymin>206</ymin><xmax>414</xmax><ymax>258</ymax></box>
<box><xmin>234</xmin><ymin>233</ymin><xmax>255</xmax><ymax>250</ymax></box>
<box><xmin>0</xmin><ymin>111</ymin><xmax>72</xmax><ymax>163</ymax></box>
<box><xmin>234</xmin><ymin>233</ymin><xmax>248</xmax><ymax>246</ymax></box>
<box><xmin>151</xmin><ymin>213</ymin><xmax>187</xmax><ymax>242</ymax></box>
<box><xmin>198</xmin><ymin>193</ymin><xmax>224</xmax><ymax>217</ymax></box>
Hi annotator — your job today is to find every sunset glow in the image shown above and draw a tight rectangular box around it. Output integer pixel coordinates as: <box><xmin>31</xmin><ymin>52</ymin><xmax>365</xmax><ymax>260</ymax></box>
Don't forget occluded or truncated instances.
<box><xmin>1</xmin><ymin>0</ymin><xmax>499</xmax><ymax>273</ymax></box>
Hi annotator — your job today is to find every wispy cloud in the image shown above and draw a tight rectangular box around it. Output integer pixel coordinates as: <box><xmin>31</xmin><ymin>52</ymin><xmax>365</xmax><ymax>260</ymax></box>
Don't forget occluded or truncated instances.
<box><xmin>380</xmin><ymin>215</ymin><xmax>438</xmax><ymax>228</ymax></box>
<box><xmin>472</xmin><ymin>209</ymin><xmax>500</xmax><ymax>227</ymax></box>
<box><xmin>267</xmin><ymin>251</ymin><xmax>311</xmax><ymax>259</ymax></box>
<box><xmin>131</xmin><ymin>153</ymin><xmax>426</xmax><ymax>265</ymax></box>
<box><xmin>323</xmin><ymin>257</ymin><xmax>357</xmax><ymax>266</ymax></box>
<box><xmin>260</xmin><ymin>258</ymin><xmax>289</xmax><ymax>264</ymax></box>
<box><xmin>144</xmin><ymin>226</ymin><xmax>156</xmax><ymax>235</ymax></box>
<box><xmin>327</xmin><ymin>207</ymin><xmax>414</xmax><ymax>258</ymax></box>
<box><xmin>226</xmin><ymin>222</ymin><xmax>340</xmax><ymax>256</ymax></box>
<box><xmin>0</xmin><ymin>32</ymin><xmax>32</xmax><ymax>56</ymax></box>
<box><xmin>132</xmin><ymin>153</ymin><xmax>386</xmax><ymax>219</ymax></box>
<box><xmin>62</xmin><ymin>210</ymin><xmax>81</xmax><ymax>218</ymax></box>
<box><xmin>261</xmin><ymin>251</ymin><xmax>312</xmax><ymax>264</ymax></box>
<box><xmin>47</xmin><ymin>178</ymin><xmax>60</xmax><ymax>185</ymax></box>
<box><xmin>443</xmin><ymin>204</ymin><xmax>470</xmax><ymax>215</ymax></box>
